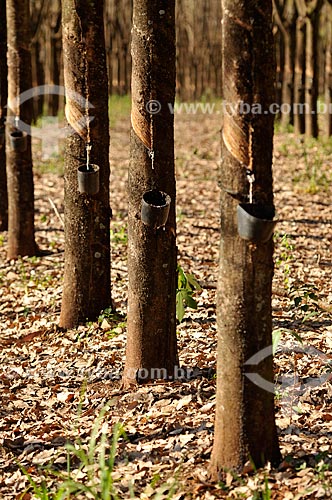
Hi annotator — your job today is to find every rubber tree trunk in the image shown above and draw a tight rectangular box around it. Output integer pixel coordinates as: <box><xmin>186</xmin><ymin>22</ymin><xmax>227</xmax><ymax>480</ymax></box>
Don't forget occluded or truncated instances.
<box><xmin>324</xmin><ymin>4</ymin><xmax>332</xmax><ymax>137</ymax></box>
<box><xmin>294</xmin><ymin>14</ymin><xmax>306</xmax><ymax>135</ymax></box>
<box><xmin>281</xmin><ymin>31</ymin><xmax>296</xmax><ymax>127</ymax></box>
<box><xmin>59</xmin><ymin>0</ymin><xmax>111</xmax><ymax>328</ymax></box>
<box><xmin>44</xmin><ymin>0</ymin><xmax>61</xmax><ymax>117</ymax></box>
<box><xmin>295</xmin><ymin>0</ymin><xmax>323</xmax><ymax>138</ymax></box>
<box><xmin>273</xmin><ymin>0</ymin><xmax>297</xmax><ymax>128</ymax></box>
<box><xmin>123</xmin><ymin>0</ymin><xmax>178</xmax><ymax>385</ymax></box>
<box><xmin>210</xmin><ymin>0</ymin><xmax>281</xmax><ymax>478</ymax></box>
<box><xmin>274</xmin><ymin>30</ymin><xmax>283</xmax><ymax>111</ymax></box>
<box><xmin>6</xmin><ymin>0</ymin><xmax>37</xmax><ymax>258</ymax></box>
<box><xmin>0</xmin><ymin>0</ymin><xmax>8</xmax><ymax>230</ymax></box>
<box><xmin>304</xmin><ymin>6</ymin><xmax>322</xmax><ymax>138</ymax></box>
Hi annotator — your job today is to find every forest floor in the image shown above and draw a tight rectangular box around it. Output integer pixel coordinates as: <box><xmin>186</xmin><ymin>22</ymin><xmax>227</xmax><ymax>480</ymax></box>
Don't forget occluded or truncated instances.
<box><xmin>0</xmin><ymin>107</ymin><xmax>332</xmax><ymax>499</ymax></box>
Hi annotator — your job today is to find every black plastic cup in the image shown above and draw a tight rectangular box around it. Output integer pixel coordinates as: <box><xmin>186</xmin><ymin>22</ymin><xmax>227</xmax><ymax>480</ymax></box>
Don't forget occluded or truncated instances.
<box><xmin>141</xmin><ymin>189</ymin><xmax>171</xmax><ymax>229</ymax></box>
<box><xmin>237</xmin><ymin>203</ymin><xmax>277</xmax><ymax>243</ymax></box>
<box><xmin>9</xmin><ymin>130</ymin><xmax>27</xmax><ymax>152</ymax></box>
<box><xmin>77</xmin><ymin>164</ymin><xmax>100</xmax><ymax>195</ymax></box>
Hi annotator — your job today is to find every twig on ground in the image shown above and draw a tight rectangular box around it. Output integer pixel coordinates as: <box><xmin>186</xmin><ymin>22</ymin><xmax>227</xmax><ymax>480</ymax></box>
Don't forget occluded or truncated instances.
<box><xmin>48</xmin><ymin>197</ymin><xmax>64</xmax><ymax>227</ymax></box>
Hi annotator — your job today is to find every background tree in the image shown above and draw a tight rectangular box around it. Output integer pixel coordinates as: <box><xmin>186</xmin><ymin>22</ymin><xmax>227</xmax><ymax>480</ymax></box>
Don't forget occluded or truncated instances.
<box><xmin>27</xmin><ymin>0</ymin><xmax>332</xmax><ymax>137</ymax></box>
<box><xmin>123</xmin><ymin>0</ymin><xmax>178</xmax><ymax>385</ymax></box>
<box><xmin>210</xmin><ymin>0</ymin><xmax>281</xmax><ymax>477</ymax></box>
<box><xmin>295</xmin><ymin>0</ymin><xmax>324</xmax><ymax>138</ymax></box>
<box><xmin>59</xmin><ymin>0</ymin><xmax>111</xmax><ymax>328</ymax></box>
<box><xmin>6</xmin><ymin>0</ymin><xmax>37</xmax><ymax>258</ymax></box>
<box><xmin>273</xmin><ymin>0</ymin><xmax>297</xmax><ymax>127</ymax></box>
<box><xmin>324</xmin><ymin>2</ymin><xmax>332</xmax><ymax>136</ymax></box>
<box><xmin>104</xmin><ymin>0</ymin><xmax>133</xmax><ymax>96</ymax></box>
<box><xmin>293</xmin><ymin>2</ymin><xmax>306</xmax><ymax>134</ymax></box>
<box><xmin>0</xmin><ymin>0</ymin><xmax>8</xmax><ymax>231</ymax></box>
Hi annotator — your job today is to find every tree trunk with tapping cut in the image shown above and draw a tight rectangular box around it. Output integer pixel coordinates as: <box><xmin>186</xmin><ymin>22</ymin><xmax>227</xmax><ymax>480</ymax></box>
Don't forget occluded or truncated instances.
<box><xmin>210</xmin><ymin>0</ymin><xmax>281</xmax><ymax>479</ymax></box>
<box><xmin>59</xmin><ymin>0</ymin><xmax>111</xmax><ymax>328</ymax></box>
<box><xmin>6</xmin><ymin>0</ymin><xmax>37</xmax><ymax>258</ymax></box>
<box><xmin>123</xmin><ymin>0</ymin><xmax>178</xmax><ymax>386</ymax></box>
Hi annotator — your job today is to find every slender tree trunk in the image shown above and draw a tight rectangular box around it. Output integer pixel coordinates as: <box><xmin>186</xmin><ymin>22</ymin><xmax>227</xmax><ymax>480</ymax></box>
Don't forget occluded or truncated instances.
<box><xmin>59</xmin><ymin>0</ymin><xmax>111</xmax><ymax>328</ymax></box>
<box><xmin>281</xmin><ymin>33</ymin><xmax>293</xmax><ymax>126</ymax></box>
<box><xmin>274</xmin><ymin>30</ymin><xmax>283</xmax><ymax>110</ymax></box>
<box><xmin>294</xmin><ymin>14</ymin><xmax>306</xmax><ymax>134</ymax></box>
<box><xmin>49</xmin><ymin>2</ymin><xmax>61</xmax><ymax>116</ymax></box>
<box><xmin>210</xmin><ymin>0</ymin><xmax>281</xmax><ymax>478</ymax></box>
<box><xmin>30</xmin><ymin>0</ymin><xmax>45</xmax><ymax>120</ymax></box>
<box><xmin>123</xmin><ymin>0</ymin><xmax>178</xmax><ymax>386</ymax></box>
<box><xmin>31</xmin><ymin>40</ymin><xmax>45</xmax><ymax>121</ymax></box>
<box><xmin>305</xmin><ymin>10</ymin><xmax>320</xmax><ymax>138</ymax></box>
<box><xmin>0</xmin><ymin>0</ymin><xmax>8</xmax><ymax>230</ymax></box>
<box><xmin>295</xmin><ymin>0</ymin><xmax>323</xmax><ymax>138</ymax></box>
<box><xmin>324</xmin><ymin>4</ymin><xmax>332</xmax><ymax>137</ymax></box>
<box><xmin>273</xmin><ymin>0</ymin><xmax>297</xmax><ymax>127</ymax></box>
<box><xmin>6</xmin><ymin>0</ymin><xmax>37</xmax><ymax>258</ymax></box>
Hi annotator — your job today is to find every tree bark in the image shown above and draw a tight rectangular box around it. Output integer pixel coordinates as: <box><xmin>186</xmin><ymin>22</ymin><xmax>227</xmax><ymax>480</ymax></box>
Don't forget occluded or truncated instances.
<box><xmin>324</xmin><ymin>4</ymin><xmax>332</xmax><ymax>137</ymax></box>
<box><xmin>273</xmin><ymin>0</ymin><xmax>297</xmax><ymax>127</ymax></box>
<box><xmin>304</xmin><ymin>5</ymin><xmax>321</xmax><ymax>138</ymax></box>
<box><xmin>6</xmin><ymin>0</ymin><xmax>37</xmax><ymax>258</ymax></box>
<box><xmin>59</xmin><ymin>0</ymin><xmax>111</xmax><ymax>328</ymax></box>
<box><xmin>295</xmin><ymin>0</ymin><xmax>323</xmax><ymax>138</ymax></box>
<box><xmin>0</xmin><ymin>0</ymin><xmax>8</xmax><ymax>231</ymax></box>
<box><xmin>294</xmin><ymin>12</ymin><xmax>306</xmax><ymax>135</ymax></box>
<box><xmin>210</xmin><ymin>0</ymin><xmax>281</xmax><ymax>478</ymax></box>
<box><xmin>123</xmin><ymin>0</ymin><xmax>178</xmax><ymax>385</ymax></box>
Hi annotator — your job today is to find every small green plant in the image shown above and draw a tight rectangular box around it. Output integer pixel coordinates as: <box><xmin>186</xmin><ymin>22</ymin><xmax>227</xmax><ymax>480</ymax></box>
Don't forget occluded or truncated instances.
<box><xmin>35</xmin><ymin>159</ymin><xmax>64</xmax><ymax>175</ymax></box>
<box><xmin>272</xmin><ymin>328</ymin><xmax>303</xmax><ymax>355</ymax></box>
<box><xmin>17</xmin><ymin>258</ymin><xmax>29</xmax><ymax>293</ymax></box>
<box><xmin>98</xmin><ymin>308</ymin><xmax>127</xmax><ymax>337</ymax></box>
<box><xmin>176</xmin><ymin>208</ymin><xmax>185</xmax><ymax>223</ymax></box>
<box><xmin>108</xmin><ymin>322</ymin><xmax>127</xmax><ymax>338</ymax></box>
<box><xmin>19</xmin><ymin>403</ymin><xmax>127</xmax><ymax>500</ymax></box>
<box><xmin>261</xmin><ymin>475</ymin><xmax>272</xmax><ymax>500</ymax></box>
<box><xmin>110</xmin><ymin>226</ymin><xmax>128</xmax><ymax>245</ymax></box>
<box><xmin>314</xmin><ymin>455</ymin><xmax>332</xmax><ymax>490</ymax></box>
<box><xmin>176</xmin><ymin>265</ymin><xmax>202</xmax><ymax>322</ymax></box>
<box><xmin>98</xmin><ymin>308</ymin><xmax>125</xmax><ymax>324</ymax></box>
<box><xmin>274</xmin><ymin>232</ymin><xmax>294</xmax><ymax>291</ymax></box>
<box><xmin>292</xmin><ymin>137</ymin><xmax>331</xmax><ymax>193</ymax></box>
<box><xmin>19</xmin><ymin>401</ymin><xmax>178</xmax><ymax>499</ymax></box>
<box><xmin>289</xmin><ymin>283</ymin><xmax>321</xmax><ymax>322</ymax></box>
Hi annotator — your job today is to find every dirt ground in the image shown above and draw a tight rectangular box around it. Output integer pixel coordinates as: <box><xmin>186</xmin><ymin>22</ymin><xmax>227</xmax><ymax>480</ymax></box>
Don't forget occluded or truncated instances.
<box><xmin>0</xmin><ymin>111</ymin><xmax>332</xmax><ymax>499</ymax></box>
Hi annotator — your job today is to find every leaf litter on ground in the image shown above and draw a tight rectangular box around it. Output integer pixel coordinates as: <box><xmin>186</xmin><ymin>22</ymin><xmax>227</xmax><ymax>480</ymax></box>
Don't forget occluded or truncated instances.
<box><xmin>0</xmin><ymin>113</ymin><xmax>332</xmax><ymax>498</ymax></box>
